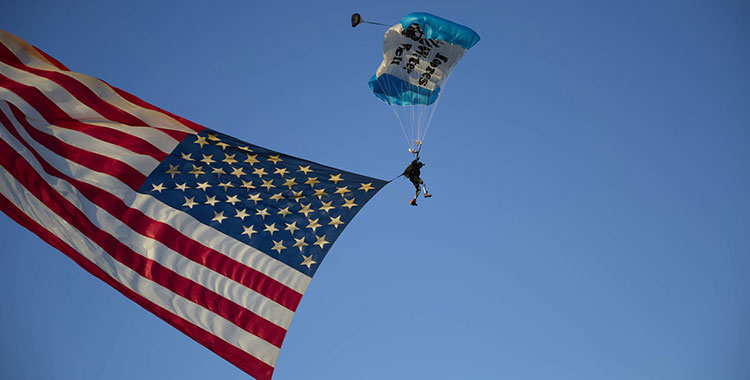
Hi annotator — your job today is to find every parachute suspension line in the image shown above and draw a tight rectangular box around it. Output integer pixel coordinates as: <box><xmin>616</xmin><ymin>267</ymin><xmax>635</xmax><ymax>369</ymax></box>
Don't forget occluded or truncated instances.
<box><xmin>380</xmin><ymin>69</ymin><xmax>418</xmax><ymax>153</ymax></box>
<box><xmin>418</xmin><ymin>104</ymin><xmax>427</xmax><ymax>146</ymax></box>
<box><xmin>409</xmin><ymin>104</ymin><xmax>424</xmax><ymax>152</ymax></box>
<box><xmin>412</xmin><ymin>99</ymin><xmax>420</xmax><ymax>148</ymax></box>
<box><xmin>421</xmin><ymin>75</ymin><xmax>452</xmax><ymax>144</ymax></box>
<box><xmin>406</xmin><ymin>82</ymin><xmax>419</xmax><ymax>152</ymax></box>
<box><xmin>382</xmin><ymin>77</ymin><xmax>414</xmax><ymax>151</ymax></box>
<box><xmin>385</xmin><ymin>72</ymin><xmax>455</xmax><ymax>154</ymax></box>
<box><xmin>389</xmin><ymin>104</ymin><xmax>412</xmax><ymax>150</ymax></box>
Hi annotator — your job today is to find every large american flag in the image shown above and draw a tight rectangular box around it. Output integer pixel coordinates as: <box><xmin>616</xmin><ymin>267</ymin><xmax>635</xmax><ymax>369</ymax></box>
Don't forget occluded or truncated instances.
<box><xmin>0</xmin><ymin>30</ymin><xmax>386</xmax><ymax>379</ymax></box>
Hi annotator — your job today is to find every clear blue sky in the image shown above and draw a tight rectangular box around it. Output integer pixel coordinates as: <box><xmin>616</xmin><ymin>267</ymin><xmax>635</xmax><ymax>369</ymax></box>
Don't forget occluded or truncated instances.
<box><xmin>2</xmin><ymin>1</ymin><xmax>749</xmax><ymax>379</ymax></box>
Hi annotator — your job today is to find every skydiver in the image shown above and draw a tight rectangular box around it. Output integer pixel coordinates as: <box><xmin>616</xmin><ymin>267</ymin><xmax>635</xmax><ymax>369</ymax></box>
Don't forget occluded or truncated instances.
<box><xmin>403</xmin><ymin>158</ymin><xmax>431</xmax><ymax>206</ymax></box>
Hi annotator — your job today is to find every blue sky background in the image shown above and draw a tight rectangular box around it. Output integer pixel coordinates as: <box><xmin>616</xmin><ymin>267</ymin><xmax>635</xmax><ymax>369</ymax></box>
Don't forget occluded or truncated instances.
<box><xmin>1</xmin><ymin>1</ymin><xmax>748</xmax><ymax>379</ymax></box>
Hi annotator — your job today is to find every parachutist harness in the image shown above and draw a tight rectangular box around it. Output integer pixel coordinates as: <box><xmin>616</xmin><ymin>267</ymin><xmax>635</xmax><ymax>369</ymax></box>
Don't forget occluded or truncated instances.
<box><xmin>386</xmin><ymin>140</ymin><xmax>423</xmax><ymax>183</ymax></box>
<box><xmin>385</xmin><ymin>140</ymin><xmax>432</xmax><ymax>206</ymax></box>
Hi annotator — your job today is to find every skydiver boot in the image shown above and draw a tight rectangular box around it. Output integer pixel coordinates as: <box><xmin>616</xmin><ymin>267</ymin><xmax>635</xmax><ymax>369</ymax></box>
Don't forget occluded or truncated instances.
<box><xmin>409</xmin><ymin>198</ymin><xmax>418</xmax><ymax>206</ymax></box>
<box><xmin>423</xmin><ymin>185</ymin><xmax>432</xmax><ymax>198</ymax></box>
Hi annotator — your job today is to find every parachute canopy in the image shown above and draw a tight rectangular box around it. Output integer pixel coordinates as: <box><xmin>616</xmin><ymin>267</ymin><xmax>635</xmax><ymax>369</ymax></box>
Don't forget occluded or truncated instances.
<box><xmin>367</xmin><ymin>12</ymin><xmax>480</xmax><ymax>152</ymax></box>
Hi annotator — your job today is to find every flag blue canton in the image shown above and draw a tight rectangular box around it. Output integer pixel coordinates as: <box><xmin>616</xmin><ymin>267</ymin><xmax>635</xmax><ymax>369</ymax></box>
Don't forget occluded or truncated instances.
<box><xmin>138</xmin><ymin>129</ymin><xmax>386</xmax><ymax>277</ymax></box>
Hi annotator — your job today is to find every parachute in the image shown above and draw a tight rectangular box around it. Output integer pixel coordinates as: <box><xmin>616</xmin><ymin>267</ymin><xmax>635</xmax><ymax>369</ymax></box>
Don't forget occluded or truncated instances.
<box><xmin>363</xmin><ymin>12</ymin><xmax>480</xmax><ymax>154</ymax></box>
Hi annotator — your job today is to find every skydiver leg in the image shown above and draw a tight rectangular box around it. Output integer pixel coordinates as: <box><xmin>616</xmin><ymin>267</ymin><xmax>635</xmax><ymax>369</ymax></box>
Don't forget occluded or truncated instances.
<box><xmin>410</xmin><ymin>179</ymin><xmax>420</xmax><ymax>206</ymax></box>
<box><xmin>420</xmin><ymin>178</ymin><xmax>431</xmax><ymax>198</ymax></box>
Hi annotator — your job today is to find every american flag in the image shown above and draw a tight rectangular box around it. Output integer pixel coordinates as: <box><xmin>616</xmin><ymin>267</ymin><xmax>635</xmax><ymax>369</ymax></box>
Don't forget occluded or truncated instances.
<box><xmin>0</xmin><ymin>30</ymin><xmax>386</xmax><ymax>380</ymax></box>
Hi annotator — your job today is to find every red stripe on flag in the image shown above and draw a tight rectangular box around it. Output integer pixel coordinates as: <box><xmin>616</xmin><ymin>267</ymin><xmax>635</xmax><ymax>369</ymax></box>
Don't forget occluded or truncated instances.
<box><xmin>3</xmin><ymin>103</ymin><xmax>146</xmax><ymax>190</ymax></box>
<box><xmin>0</xmin><ymin>194</ymin><xmax>276</xmax><ymax>380</ymax></box>
<box><xmin>0</xmin><ymin>42</ymin><xmax>191</xmax><ymax>142</ymax></box>
<box><xmin>0</xmin><ymin>135</ymin><xmax>288</xmax><ymax>348</ymax></box>
<box><xmin>2</xmin><ymin>102</ymin><xmax>303</xmax><ymax>312</ymax></box>
<box><xmin>0</xmin><ymin>73</ymin><xmax>169</xmax><ymax>161</ymax></box>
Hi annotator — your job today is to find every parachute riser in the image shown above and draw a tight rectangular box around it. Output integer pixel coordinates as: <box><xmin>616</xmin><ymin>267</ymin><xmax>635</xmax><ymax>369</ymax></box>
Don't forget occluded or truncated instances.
<box><xmin>408</xmin><ymin>140</ymin><xmax>423</xmax><ymax>159</ymax></box>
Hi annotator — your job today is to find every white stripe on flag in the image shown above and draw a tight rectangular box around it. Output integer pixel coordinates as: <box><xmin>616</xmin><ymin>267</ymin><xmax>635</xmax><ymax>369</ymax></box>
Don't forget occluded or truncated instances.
<box><xmin>0</xmin><ymin>31</ymin><xmax>58</xmax><ymax>70</ymax></box>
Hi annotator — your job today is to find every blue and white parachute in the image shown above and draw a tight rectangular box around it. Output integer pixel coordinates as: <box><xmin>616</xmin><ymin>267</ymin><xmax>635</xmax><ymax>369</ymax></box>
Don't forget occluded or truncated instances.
<box><xmin>366</xmin><ymin>13</ymin><xmax>480</xmax><ymax>153</ymax></box>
